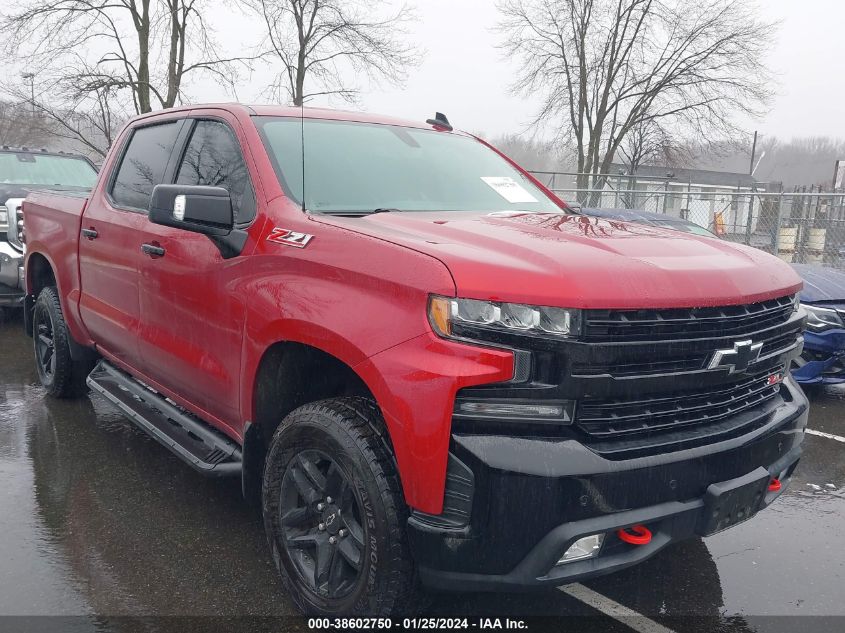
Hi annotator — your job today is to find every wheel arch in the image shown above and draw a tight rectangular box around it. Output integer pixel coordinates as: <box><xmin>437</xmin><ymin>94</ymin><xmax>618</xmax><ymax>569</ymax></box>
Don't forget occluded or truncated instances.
<box><xmin>242</xmin><ymin>339</ymin><xmax>401</xmax><ymax>507</ymax></box>
<box><xmin>24</xmin><ymin>251</ymin><xmax>58</xmax><ymax>336</ymax></box>
<box><xmin>24</xmin><ymin>250</ymin><xmax>96</xmax><ymax>366</ymax></box>
<box><xmin>251</xmin><ymin>340</ymin><xmax>379</xmax><ymax>444</ymax></box>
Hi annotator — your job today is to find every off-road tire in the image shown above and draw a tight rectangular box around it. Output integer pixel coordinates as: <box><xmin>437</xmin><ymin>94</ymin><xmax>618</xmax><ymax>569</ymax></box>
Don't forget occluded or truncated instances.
<box><xmin>32</xmin><ymin>286</ymin><xmax>91</xmax><ymax>398</ymax></box>
<box><xmin>262</xmin><ymin>397</ymin><xmax>417</xmax><ymax>616</ymax></box>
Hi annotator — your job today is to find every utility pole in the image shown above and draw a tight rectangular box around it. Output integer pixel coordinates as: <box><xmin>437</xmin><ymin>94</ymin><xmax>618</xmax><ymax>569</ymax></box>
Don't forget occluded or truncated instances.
<box><xmin>749</xmin><ymin>130</ymin><xmax>758</xmax><ymax>176</ymax></box>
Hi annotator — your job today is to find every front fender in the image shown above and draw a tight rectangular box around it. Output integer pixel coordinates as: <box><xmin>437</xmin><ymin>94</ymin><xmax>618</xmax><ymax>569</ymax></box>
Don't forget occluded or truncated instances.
<box><xmin>355</xmin><ymin>333</ymin><xmax>514</xmax><ymax>514</ymax></box>
<box><xmin>240</xmin><ymin>207</ymin><xmax>473</xmax><ymax>510</ymax></box>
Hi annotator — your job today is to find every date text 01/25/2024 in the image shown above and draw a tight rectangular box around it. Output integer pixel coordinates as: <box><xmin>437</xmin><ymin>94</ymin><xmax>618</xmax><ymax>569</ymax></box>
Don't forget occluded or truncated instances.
<box><xmin>307</xmin><ymin>618</ymin><xmax>528</xmax><ymax>630</ymax></box>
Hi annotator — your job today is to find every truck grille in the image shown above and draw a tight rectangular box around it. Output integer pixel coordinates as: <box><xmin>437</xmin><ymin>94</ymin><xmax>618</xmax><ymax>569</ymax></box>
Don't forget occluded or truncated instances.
<box><xmin>572</xmin><ymin>322</ymin><xmax>801</xmax><ymax>378</ymax></box>
<box><xmin>6</xmin><ymin>200</ymin><xmax>24</xmax><ymax>250</ymax></box>
<box><xmin>454</xmin><ymin>293</ymin><xmax>803</xmax><ymax>458</ymax></box>
<box><xmin>583</xmin><ymin>294</ymin><xmax>795</xmax><ymax>341</ymax></box>
<box><xmin>576</xmin><ymin>367</ymin><xmax>783</xmax><ymax>439</ymax></box>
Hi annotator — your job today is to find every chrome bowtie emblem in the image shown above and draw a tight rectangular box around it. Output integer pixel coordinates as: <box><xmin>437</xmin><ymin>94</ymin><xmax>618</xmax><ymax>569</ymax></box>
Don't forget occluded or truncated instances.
<box><xmin>325</xmin><ymin>512</ymin><xmax>337</xmax><ymax>526</ymax></box>
<box><xmin>708</xmin><ymin>339</ymin><xmax>763</xmax><ymax>374</ymax></box>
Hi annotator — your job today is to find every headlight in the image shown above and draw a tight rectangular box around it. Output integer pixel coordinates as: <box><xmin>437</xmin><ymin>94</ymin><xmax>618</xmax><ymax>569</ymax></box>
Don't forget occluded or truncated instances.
<box><xmin>803</xmin><ymin>304</ymin><xmax>844</xmax><ymax>332</ymax></box>
<box><xmin>428</xmin><ymin>295</ymin><xmax>580</xmax><ymax>340</ymax></box>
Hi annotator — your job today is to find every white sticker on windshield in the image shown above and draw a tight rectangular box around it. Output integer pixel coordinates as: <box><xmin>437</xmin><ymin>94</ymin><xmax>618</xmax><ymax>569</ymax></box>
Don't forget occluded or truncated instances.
<box><xmin>481</xmin><ymin>176</ymin><xmax>538</xmax><ymax>204</ymax></box>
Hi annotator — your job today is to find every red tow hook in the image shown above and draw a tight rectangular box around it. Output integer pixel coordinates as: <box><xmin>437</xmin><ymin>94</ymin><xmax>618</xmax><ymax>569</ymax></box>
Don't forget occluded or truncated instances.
<box><xmin>617</xmin><ymin>524</ymin><xmax>652</xmax><ymax>545</ymax></box>
<box><xmin>768</xmin><ymin>478</ymin><xmax>782</xmax><ymax>492</ymax></box>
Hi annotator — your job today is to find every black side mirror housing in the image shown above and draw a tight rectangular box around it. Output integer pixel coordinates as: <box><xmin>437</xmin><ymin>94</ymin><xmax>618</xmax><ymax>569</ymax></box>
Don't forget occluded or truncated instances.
<box><xmin>149</xmin><ymin>184</ymin><xmax>234</xmax><ymax>236</ymax></box>
<box><xmin>148</xmin><ymin>184</ymin><xmax>248</xmax><ymax>259</ymax></box>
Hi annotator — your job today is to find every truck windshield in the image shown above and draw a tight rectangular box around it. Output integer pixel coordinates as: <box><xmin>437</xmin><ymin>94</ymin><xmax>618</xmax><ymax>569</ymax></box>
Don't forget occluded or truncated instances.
<box><xmin>255</xmin><ymin>117</ymin><xmax>564</xmax><ymax>214</ymax></box>
<box><xmin>0</xmin><ymin>152</ymin><xmax>97</xmax><ymax>188</ymax></box>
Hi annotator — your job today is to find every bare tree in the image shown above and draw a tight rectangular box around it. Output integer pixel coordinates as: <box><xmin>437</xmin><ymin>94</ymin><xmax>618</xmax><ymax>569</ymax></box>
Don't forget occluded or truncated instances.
<box><xmin>689</xmin><ymin>135</ymin><xmax>845</xmax><ymax>188</ymax></box>
<box><xmin>1</xmin><ymin>0</ymin><xmax>248</xmax><ymax>153</ymax></box>
<box><xmin>487</xmin><ymin>132</ymin><xmax>570</xmax><ymax>172</ymax></box>
<box><xmin>248</xmin><ymin>0</ymin><xmax>419</xmax><ymax>105</ymax></box>
<box><xmin>618</xmin><ymin>119</ymin><xmax>678</xmax><ymax>171</ymax></box>
<box><xmin>496</xmin><ymin>0</ymin><xmax>776</xmax><ymax>201</ymax></box>
<box><xmin>0</xmin><ymin>100</ymin><xmax>51</xmax><ymax>148</ymax></box>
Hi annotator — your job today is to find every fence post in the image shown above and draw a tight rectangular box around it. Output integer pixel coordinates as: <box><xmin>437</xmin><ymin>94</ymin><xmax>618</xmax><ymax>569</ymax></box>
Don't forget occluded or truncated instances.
<box><xmin>735</xmin><ymin>181</ymin><xmax>740</xmax><ymax>229</ymax></box>
<box><xmin>614</xmin><ymin>174</ymin><xmax>621</xmax><ymax>209</ymax></box>
<box><xmin>796</xmin><ymin>187</ymin><xmax>806</xmax><ymax>263</ymax></box>
<box><xmin>744</xmin><ymin>188</ymin><xmax>753</xmax><ymax>246</ymax></box>
<box><xmin>662</xmin><ymin>179</ymin><xmax>669</xmax><ymax>214</ymax></box>
<box><xmin>773</xmin><ymin>190</ymin><xmax>785</xmax><ymax>257</ymax></box>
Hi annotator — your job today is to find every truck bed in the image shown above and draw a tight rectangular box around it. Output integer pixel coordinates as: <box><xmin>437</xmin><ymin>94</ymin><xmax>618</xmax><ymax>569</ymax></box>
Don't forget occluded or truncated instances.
<box><xmin>23</xmin><ymin>190</ymin><xmax>90</xmax><ymax>339</ymax></box>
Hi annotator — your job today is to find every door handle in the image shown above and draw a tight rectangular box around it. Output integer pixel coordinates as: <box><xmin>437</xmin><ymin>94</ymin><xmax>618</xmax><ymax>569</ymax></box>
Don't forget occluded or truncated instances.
<box><xmin>141</xmin><ymin>243</ymin><xmax>166</xmax><ymax>257</ymax></box>
<box><xmin>81</xmin><ymin>228</ymin><xmax>98</xmax><ymax>240</ymax></box>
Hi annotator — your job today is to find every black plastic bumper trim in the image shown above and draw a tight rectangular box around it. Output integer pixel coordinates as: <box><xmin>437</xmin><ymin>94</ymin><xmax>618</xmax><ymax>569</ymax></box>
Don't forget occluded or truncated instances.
<box><xmin>415</xmin><ymin>442</ymin><xmax>802</xmax><ymax>592</ymax></box>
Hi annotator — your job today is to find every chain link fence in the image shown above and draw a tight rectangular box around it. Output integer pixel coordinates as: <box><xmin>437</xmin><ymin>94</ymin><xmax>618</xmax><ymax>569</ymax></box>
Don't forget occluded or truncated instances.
<box><xmin>529</xmin><ymin>171</ymin><xmax>845</xmax><ymax>267</ymax></box>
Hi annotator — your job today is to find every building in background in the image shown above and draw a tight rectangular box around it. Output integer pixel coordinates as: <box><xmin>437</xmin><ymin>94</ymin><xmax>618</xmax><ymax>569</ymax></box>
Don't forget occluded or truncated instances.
<box><xmin>605</xmin><ymin>164</ymin><xmax>761</xmax><ymax>235</ymax></box>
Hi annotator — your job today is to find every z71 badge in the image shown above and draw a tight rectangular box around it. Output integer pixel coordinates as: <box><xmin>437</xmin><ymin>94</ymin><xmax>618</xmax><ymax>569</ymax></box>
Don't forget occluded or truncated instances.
<box><xmin>267</xmin><ymin>228</ymin><xmax>314</xmax><ymax>248</ymax></box>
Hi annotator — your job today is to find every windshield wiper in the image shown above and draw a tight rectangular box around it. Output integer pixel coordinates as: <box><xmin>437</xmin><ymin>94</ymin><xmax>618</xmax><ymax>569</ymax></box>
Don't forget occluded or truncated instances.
<box><xmin>315</xmin><ymin>208</ymin><xmax>401</xmax><ymax>217</ymax></box>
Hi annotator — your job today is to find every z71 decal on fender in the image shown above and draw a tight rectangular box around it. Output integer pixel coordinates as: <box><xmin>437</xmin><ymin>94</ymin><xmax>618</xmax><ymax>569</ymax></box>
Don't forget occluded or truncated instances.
<box><xmin>267</xmin><ymin>228</ymin><xmax>314</xmax><ymax>248</ymax></box>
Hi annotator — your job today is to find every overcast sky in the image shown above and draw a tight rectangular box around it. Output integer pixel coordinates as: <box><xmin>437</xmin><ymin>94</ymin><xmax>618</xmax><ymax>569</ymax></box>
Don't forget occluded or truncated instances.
<box><xmin>4</xmin><ymin>0</ymin><xmax>842</xmax><ymax>142</ymax></box>
<box><xmin>191</xmin><ymin>0</ymin><xmax>844</xmax><ymax>142</ymax></box>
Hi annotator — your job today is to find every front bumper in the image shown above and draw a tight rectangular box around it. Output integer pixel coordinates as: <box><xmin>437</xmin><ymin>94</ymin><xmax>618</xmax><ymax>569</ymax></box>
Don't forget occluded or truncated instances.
<box><xmin>0</xmin><ymin>241</ymin><xmax>24</xmax><ymax>307</ymax></box>
<box><xmin>409</xmin><ymin>377</ymin><xmax>807</xmax><ymax>591</ymax></box>
<box><xmin>791</xmin><ymin>328</ymin><xmax>845</xmax><ymax>384</ymax></box>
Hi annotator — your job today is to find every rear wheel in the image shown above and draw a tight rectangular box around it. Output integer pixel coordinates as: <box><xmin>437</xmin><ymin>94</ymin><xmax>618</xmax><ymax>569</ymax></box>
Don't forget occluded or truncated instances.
<box><xmin>262</xmin><ymin>397</ymin><xmax>416</xmax><ymax>616</ymax></box>
<box><xmin>33</xmin><ymin>286</ymin><xmax>90</xmax><ymax>398</ymax></box>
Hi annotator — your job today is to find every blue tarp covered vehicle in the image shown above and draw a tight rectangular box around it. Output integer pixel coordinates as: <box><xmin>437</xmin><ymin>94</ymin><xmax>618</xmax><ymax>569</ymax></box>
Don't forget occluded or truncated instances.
<box><xmin>790</xmin><ymin>264</ymin><xmax>845</xmax><ymax>384</ymax></box>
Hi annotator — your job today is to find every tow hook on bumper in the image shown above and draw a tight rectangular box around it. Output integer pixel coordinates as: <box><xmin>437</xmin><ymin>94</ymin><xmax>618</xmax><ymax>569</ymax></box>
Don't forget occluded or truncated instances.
<box><xmin>616</xmin><ymin>525</ymin><xmax>652</xmax><ymax>545</ymax></box>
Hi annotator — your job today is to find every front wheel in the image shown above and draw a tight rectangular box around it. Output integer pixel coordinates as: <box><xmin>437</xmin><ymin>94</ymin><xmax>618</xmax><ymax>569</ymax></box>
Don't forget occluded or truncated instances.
<box><xmin>262</xmin><ymin>397</ymin><xmax>416</xmax><ymax>616</ymax></box>
<box><xmin>32</xmin><ymin>286</ymin><xmax>90</xmax><ymax>398</ymax></box>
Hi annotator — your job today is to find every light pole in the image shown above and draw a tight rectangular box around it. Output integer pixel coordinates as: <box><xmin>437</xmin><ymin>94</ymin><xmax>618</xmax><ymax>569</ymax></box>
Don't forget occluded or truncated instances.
<box><xmin>748</xmin><ymin>130</ymin><xmax>758</xmax><ymax>176</ymax></box>
<box><xmin>21</xmin><ymin>73</ymin><xmax>35</xmax><ymax>114</ymax></box>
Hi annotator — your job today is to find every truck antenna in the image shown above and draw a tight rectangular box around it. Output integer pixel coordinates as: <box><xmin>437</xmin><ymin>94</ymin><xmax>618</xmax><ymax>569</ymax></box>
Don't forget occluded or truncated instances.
<box><xmin>300</xmin><ymin>100</ymin><xmax>306</xmax><ymax>213</ymax></box>
<box><xmin>426</xmin><ymin>112</ymin><xmax>453</xmax><ymax>131</ymax></box>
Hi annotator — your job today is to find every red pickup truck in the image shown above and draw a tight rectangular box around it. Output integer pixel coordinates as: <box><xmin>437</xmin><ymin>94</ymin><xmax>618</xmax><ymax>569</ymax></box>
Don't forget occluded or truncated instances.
<box><xmin>22</xmin><ymin>104</ymin><xmax>807</xmax><ymax>616</ymax></box>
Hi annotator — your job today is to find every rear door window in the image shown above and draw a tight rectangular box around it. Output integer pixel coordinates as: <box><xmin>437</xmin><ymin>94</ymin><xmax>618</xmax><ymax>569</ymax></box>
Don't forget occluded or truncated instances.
<box><xmin>110</xmin><ymin>122</ymin><xmax>180</xmax><ymax>211</ymax></box>
<box><xmin>175</xmin><ymin>120</ymin><xmax>255</xmax><ymax>224</ymax></box>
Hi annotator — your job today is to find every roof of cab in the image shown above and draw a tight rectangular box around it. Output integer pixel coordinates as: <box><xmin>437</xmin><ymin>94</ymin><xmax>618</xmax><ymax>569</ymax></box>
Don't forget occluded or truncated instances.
<box><xmin>130</xmin><ymin>103</ymin><xmax>437</xmax><ymax>131</ymax></box>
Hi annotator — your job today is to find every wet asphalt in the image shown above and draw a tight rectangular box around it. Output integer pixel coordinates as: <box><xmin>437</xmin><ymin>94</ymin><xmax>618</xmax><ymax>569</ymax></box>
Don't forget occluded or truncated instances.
<box><xmin>1</xmin><ymin>312</ymin><xmax>844</xmax><ymax>633</ymax></box>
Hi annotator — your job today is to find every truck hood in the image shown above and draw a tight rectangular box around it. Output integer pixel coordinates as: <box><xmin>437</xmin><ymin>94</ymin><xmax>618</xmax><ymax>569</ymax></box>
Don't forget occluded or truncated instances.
<box><xmin>791</xmin><ymin>264</ymin><xmax>845</xmax><ymax>304</ymax></box>
<box><xmin>321</xmin><ymin>211</ymin><xmax>802</xmax><ymax>309</ymax></box>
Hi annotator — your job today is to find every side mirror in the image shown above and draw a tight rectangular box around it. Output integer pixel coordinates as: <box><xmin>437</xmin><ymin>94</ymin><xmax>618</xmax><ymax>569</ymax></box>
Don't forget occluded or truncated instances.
<box><xmin>149</xmin><ymin>184</ymin><xmax>233</xmax><ymax>237</ymax></box>
<box><xmin>148</xmin><ymin>184</ymin><xmax>248</xmax><ymax>259</ymax></box>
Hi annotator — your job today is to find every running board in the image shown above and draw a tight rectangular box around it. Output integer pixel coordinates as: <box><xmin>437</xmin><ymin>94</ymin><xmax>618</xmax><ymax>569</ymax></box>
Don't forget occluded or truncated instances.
<box><xmin>87</xmin><ymin>360</ymin><xmax>242</xmax><ymax>477</ymax></box>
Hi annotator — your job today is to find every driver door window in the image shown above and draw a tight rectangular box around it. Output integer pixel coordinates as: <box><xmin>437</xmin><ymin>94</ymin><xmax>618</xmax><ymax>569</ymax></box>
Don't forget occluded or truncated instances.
<box><xmin>175</xmin><ymin>120</ymin><xmax>255</xmax><ymax>224</ymax></box>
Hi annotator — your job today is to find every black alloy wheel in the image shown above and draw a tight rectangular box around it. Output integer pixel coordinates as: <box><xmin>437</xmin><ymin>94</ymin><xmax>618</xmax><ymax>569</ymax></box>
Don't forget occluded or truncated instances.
<box><xmin>33</xmin><ymin>301</ymin><xmax>57</xmax><ymax>382</ymax></box>
<box><xmin>32</xmin><ymin>286</ymin><xmax>93</xmax><ymax>398</ymax></box>
<box><xmin>279</xmin><ymin>449</ymin><xmax>365</xmax><ymax>599</ymax></box>
<box><xmin>262</xmin><ymin>397</ymin><xmax>417</xmax><ymax>616</ymax></box>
